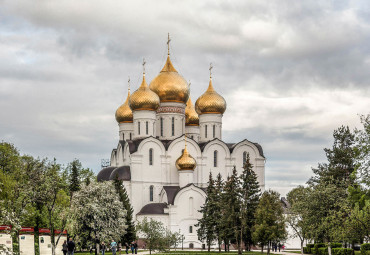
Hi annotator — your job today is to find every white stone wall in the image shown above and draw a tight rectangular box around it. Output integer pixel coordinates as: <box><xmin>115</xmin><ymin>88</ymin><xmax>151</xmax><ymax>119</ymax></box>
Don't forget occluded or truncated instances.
<box><xmin>199</xmin><ymin>114</ymin><xmax>222</xmax><ymax>143</ymax></box>
<box><xmin>133</xmin><ymin>110</ymin><xmax>156</xmax><ymax>139</ymax></box>
<box><xmin>39</xmin><ymin>235</ymin><xmax>52</xmax><ymax>255</ymax></box>
<box><xmin>119</xmin><ymin>122</ymin><xmax>134</xmax><ymax>141</ymax></box>
<box><xmin>185</xmin><ymin>126</ymin><xmax>200</xmax><ymax>142</ymax></box>
<box><xmin>19</xmin><ymin>234</ymin><xmax>35</xmax><ymax>255</ymax></box>
<box><xmin>156</xmin><ymin>102</ymin><xmax>186</xmax><ymax>140</ymax></box>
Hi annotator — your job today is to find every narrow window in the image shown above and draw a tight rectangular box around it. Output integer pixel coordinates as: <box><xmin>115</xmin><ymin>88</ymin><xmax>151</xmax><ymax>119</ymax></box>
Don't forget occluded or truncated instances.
<box><xmin>160</xmin><ymin>117</ymin><xmax>163</xmax><ymax>136</ymax></box>
<box><xmin>123</xmin><ymin>133</ymin><xmax>125</xmax><ymax>140</ymax></box>
<box><xmin>214</xmin><ymin>150</ymin><xmax>218</xmax><ymax>167</ymax></box>
<box><xmin>149</xmin><ymin>148</ymin><xmax>153</xmax><ymax>165</ymax></box>
<box><xmin>243</xmin><ymin>151</ymin><xmax>247</xmax><ymax>166</ymax></box>
<box><xmin>191</xmin><ymin>135</ymin><xmax>193</xmax><ymax>139</ymax></box>
<box><xmin>205</xmin><ymin>125</ymin><xmax>208</xmax><ymax>138</ymax></box>
<box><xmin>189</xmin><ymin>197</ymin><xmax>193</xmax><ymax>216</ymax></box>
<box><xmin>213</xmin><ymin>125</ymin><xmax>215</xmax><ymax>138</ymax></box>
<box><xmin>189</xmin><ymin>226</ymin><xmax>193</xmax><ymax>233</ymax></box>
<box><xmin>172</xmin><ymin>117</ymin><xmax>175</xmax><ymax>136</ymax></box>
<box><xmin>138</xmin><ymin>122</ymin><xmax>141</xmax><ymax>135</ymax></box>
<box><xmin>150</xmin><ymin>185</ymin><xmax>154</xmax><ymax>201</ymax></box>
<box><xmin>130</xmin><ymin>133</ymin><xmax>132</xmax><ymax>140</ymax></box>
<box><xmin>146</xmin><ymin>121</ymin><xmax>149</xmax><ymax>135</ymax></box>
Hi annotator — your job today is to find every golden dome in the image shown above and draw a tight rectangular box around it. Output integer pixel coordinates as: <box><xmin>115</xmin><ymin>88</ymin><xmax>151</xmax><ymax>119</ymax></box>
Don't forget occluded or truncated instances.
<box><xmin>115</xmin><ymin>90</ymin><xmax>133</xmax><ymax>123</ymax></box>
<box><xmin>175</xmin><ymin>145</ymin><xmax>196</xmax><ymax>171</ymax></box>
<box><xmin>129</xmin><ymin>74</ymin><xmax>160</xmax><ymax>111</ymax></box>
<box><xmin>195</xmin><ymin>79</ymin><xmax>226</xmax><ymax>115</ymax></box>
<box><xmin>149</xmin><ymin>56</ymin><xmax>189</xmax><ymax>103</ymax></box>
<box><xmin>185</xmin><ymin>97</ymin><xmax>199</xmax><ymax>126</ymax></box>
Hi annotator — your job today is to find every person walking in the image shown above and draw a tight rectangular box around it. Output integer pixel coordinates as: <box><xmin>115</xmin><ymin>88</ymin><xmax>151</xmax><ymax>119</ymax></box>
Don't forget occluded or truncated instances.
<box><xmin>125</xmin><ymin>243</ymin><xmax>129</xmax><ymax>254</ymax></box>
<box><xmin>62</xmin><ymin>240</ymin><xmax>68</xmax><ymax>255</ymax></box>
<box><xmin>101</xmin><ymin>242</ymin><xmax>106</xmax><ymax>255</ymax></box>
<box><xmin>134</xmin><ymin>241</ymin><xmax>138</xmax><ymax>254</ymax></box>
<box><xmin>111</xmin><ymin>240</ymin><xmax>118</xmax><ymax>255</ymax></box>
<box><xmin>67</xmin><ymin>238</ymin><xmax>75</xmax><ymax>255</ymax></box>
<box><xmin>131</xmin><ymin>242</ymin><xmax>135</xmax><ymax>254</ymax></box>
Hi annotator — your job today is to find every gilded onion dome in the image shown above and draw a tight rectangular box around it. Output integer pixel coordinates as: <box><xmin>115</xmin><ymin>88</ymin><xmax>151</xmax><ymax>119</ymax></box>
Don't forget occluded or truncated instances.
<box><xmin>115</xmin><ymin>89</ymin><xmax>133</xmax><ymax>123</ymax></box>
<box><xmin>149</xmin><ymin>55</ymin><xmax>189</xmax><ymax>103</ymax></box>
<box><xmin>129</xmin><ymin>74</ymin><xmax>160</xmax><ymax>111</ymax></box>
<box><xmin>195</xmin><ymin>78</ymin><xmax>226</xmax><ymax>115</ymax></box>
<box><xmin>175</xmin><ymin>145</ymin><xmax>196</xmax><ymax>171</ymax></box>
<box><xmin>185</xmin><ymin>97</ymin><xmax>199</xmax><ymax>126</ymax></box>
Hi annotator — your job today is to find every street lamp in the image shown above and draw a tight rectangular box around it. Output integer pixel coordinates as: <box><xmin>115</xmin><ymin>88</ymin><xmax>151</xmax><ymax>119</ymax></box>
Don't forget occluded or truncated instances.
<box><xmin>179</xmin><ymin>229</ymin><xmax>185</xmax><ymax>250</ymax></box>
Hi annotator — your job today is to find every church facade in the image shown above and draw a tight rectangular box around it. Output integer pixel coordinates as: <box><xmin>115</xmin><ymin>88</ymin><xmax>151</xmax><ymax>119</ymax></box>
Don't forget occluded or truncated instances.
<box><xmin>97</xmin><ymin>42</ymin><xmax>265</xmax><ymax>248</ymax></box>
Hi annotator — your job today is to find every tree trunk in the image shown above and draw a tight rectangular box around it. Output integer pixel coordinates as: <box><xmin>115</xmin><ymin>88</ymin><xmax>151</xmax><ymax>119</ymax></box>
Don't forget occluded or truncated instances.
<box><xmin>301</xmin><ymin>239</ymin><xmax>304</xmax><ymax>255</ymax></box>
<box><xmin>261</xmin><ymin>244</ymin><xmax>264</xmax><ymax>253</ymax></box>
<box><xmin>149</xmin><ymin>248</ymin><xmax>152</xmax><ymax>255</ymax></box>
<box><xmin>328</xmin><ymin>242</ymin><xmax>332</xmax><ymax>255</ymax></box>
<box><xmin>267</xmin><ymin>241</ymin><xmax>271</xmax><ymax>255</ymax></box>
<box><xmin>208</xmin><ymin>242</ymin><xmax>210</xmax><ymax>252</ymax></box>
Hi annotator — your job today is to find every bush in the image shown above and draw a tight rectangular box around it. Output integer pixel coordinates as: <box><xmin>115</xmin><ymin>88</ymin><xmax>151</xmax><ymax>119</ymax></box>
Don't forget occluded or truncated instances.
<box><xmin>318</xmin><ymin>247</ymin><xmax>328</xmax><ymax>255</ymax></box>
<box><xmin>306</xmin><ymin>244</ymin><xmax>315</xmax><ymax>254</ymax></box>
<box><xmin>361</xmin><ymin>244</ymin><xmax>370</xmax><ymax>255</ymax></box>
<box><xmin>304</xmin><ymin>247</ymin><xmax>310</xmax><ymax>254</ymax></box>
<box><xmin>313</xmin><ymin>243</ymin><xmax>326</xmax><ymax>255</ymax></box>
<box><xmin>331</xmin><ymin>243</ymin><xmax>343</xmax><ymax>249</ymax></box>
<box><xmin>332</xmin><ymin>248</ymin><xmax>354</xmax><ymax>255</ymax></box>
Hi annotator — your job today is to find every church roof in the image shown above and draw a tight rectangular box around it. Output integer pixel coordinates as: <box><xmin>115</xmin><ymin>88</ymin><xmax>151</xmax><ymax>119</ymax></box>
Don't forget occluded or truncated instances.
<box><xmin>97</xmin><ymin>166</ymin><xmax>116</xmax><ymax>182</ymax></box>
<box><xmin>163</xmin><ymin>186</ymin><xmax>180</xmax><ymax>204</ymax></box>
<box><xmin>109</xmin><ymin>166</ymin><xmax>131</xmax><ymax>181</ymax></box>
<box><xmin>137</xmin><ymin>203</ymin><xmax>168</xmax><ymax>215</ymax></box>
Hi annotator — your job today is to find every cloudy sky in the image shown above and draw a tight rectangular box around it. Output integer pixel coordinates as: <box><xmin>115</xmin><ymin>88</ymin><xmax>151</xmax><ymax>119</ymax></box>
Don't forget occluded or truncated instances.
<box><xmin>1</xmin><ymin>0</ymin><xmax>369</xmax><ymax>196</ymax></box>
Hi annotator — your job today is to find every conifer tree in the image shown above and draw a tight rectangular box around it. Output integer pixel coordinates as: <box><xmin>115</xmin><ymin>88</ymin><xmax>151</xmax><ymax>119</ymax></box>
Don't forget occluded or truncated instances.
<box><xmin>240</xmin><ymin>153</ymin><xmax>261</xmax><ymax>251</ymax></box>
<box><xmin>196</xmin><ymin>172</ymin><xmax>216</xmax><ymax>251</ymax></box>
<box><xmin>222</xmin><ymin>167</ymin><xmax>242</xmax><ymax>254</ymax></box>
<box><xmin>68</xmin><ymin>159</ymin><xmax>81</xmax><ymax>196</ymax></box>
<box><xmin>113</xmin><ymin>175</ymin><xmax>136</xmax><ymax>245</ymax></box>
<box><xmin>214</xmin><ymin>173</ymin><xmax>224</xmax><ymax>252</ymax></box>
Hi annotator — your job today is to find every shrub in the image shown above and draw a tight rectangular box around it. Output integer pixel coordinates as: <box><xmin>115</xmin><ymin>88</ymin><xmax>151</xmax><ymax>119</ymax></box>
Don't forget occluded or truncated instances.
<box><xmin>332</xmin><ymin>248</ymin><xmax>354</xmax><ymax>255</ymax></box>
<box><xmin>304</xmin><ymin>247</ymin><xmax>310</xmax><ymax>254</ymax></box>
<box><xmin>361</xmin><ymin>244</ymin><xmax>370</xmax><ymax>255</ymax></box>
<box><xmin>318</xmin><ymin>247</ymin><xmax>328</xmax><ymax>255</ymax></box>
<box><xmin>331</xmin><ymin>243</ymin><xmax>343</xmax><ymax>249</ymax></box>
<box><xmin>306</xmin><ymin>244</ymin><xmax>315</xmax><ymax>254</ymax></box>
<box><xmin>313</xmin><ymin>243</ymin><xmax>326</xmax><ymax>255</ymax></box>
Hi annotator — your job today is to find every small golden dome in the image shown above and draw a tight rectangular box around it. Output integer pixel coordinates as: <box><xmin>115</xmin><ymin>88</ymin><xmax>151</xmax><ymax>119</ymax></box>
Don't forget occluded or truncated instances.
<box><xmin>129</xmin><ymin>74</ymin><xmax>160</xmax><ymax>111</ymax></box>
<box><xmin>115</xmin><ymin>90</ymin><xmax>133</xmax><ymax>123</ymax></box>
<box><xmin>195</xmin><ymin>79</ymin><xmax>226</xmax><ymax>115</ymax></box>
<box><xmin>175</xmin><ymin>146</ymin><xmax>196</xmax><ymax>171</ymax></box>
<box><xmin>149</xmin><ymin>56</ymin><xmax>189</xmax><ymax>103</ymax></box>
<box><xmin>185</xmin><ymin>97</ymin><xmax>199</xmax><ymax>126</ymax></box>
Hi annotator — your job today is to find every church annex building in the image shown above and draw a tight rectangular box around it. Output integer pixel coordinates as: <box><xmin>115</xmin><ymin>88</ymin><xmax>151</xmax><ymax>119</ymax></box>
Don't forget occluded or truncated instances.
<box><xmin>97</xmin><ymin>39</ymin><xmax>265</xmax><ymax>249</ymax></box>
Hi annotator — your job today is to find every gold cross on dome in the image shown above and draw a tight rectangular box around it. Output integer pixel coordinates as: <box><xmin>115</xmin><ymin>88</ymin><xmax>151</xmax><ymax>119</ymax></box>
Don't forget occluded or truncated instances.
<box><xmin>209</xmin><ymin>63</ymin><xmax>213</xmax><ymax>79</ymax></box>
<box><xmin>142</xmin><ymin>58</ymin><xmax>146</xmax><ymax>75</ymax></box>
<box><xmin>167</xmin><ymin>33</ymin><xmax>171</xmax><ymax>55</ymax></box>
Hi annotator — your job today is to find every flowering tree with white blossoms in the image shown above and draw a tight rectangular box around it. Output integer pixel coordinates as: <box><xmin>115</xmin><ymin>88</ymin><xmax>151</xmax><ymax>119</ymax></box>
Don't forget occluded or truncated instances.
<box><xmin>70</xmin><ymin>182</ymin><xmax>127</xmax><ymax>252</ymax></box>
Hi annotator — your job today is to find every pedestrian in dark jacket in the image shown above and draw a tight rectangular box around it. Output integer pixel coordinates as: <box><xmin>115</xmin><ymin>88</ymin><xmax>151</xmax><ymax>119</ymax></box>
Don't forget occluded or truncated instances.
<box><xmin>134</xmin><ymin>242</ymin><xmax>138</xmax><ymax>254</ymax></box>
<box><xmin>62</xmin><ymin>240</ymin><xmax>68</xmax><ymax>255</ymax></box>
<box><xmin>125</xmin><ymin>243</ymin><xmax>129</xmax><ymax>254</ymax></box>
<box><xmin>101</xmin><ymin>242</ymin><xmax>106</xmax><ymax>255</ymax></box>
<box><xmin>67</xmin><ymin>238</ymin><xmax>75</xmax><ymax>255</ymax></box>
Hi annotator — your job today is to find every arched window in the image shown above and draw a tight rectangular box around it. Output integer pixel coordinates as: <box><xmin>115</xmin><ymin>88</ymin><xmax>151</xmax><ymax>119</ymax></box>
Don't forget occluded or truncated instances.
<box><xmin>213</xmin><ymin>125</ymin><xmax>216</xmax><ymax>138</ymax></box>
<box><xmin>149</xmin><ymin>148</ymin><xmax>153</xmax><ymax>165</ymax></box>
<box><xmin>149</xmin><ymin>185</ymin><xmax>154</xmax><ymax>201</ymax></box>
<box><xmin>130</xmin><ymin>133</ymin><xmax>132</xmax><ymax>140</ymax></box>
<box><xmin>123</xmin><ymin>133</ymin><xmax>125</xmax><ymax>140</ymax></box>
<box><xmin>172</xmin><ymin>117</ymin><xmax>175</xmax><ymax>136</ymax></box>
<box><xmin>146</xmin><ymin>121</ymin><xmax>149</xmax><ymax>135</ymax></box>
<box><xmin>243</xmin><ymin>151</ymin><xmax>247</xmax><ymax>166</ymax></box>
<box><xmin>205</xmin><ymin>125</ymin><xmax>208</xmax><ymax>138</ymax></box>
<box><xmin>138</xmin><ymin>122</ymin><xmax>141</xmax><ymax>135</ymax></box>
<box><xmin>214</xmin><ymin>150</ymin><xmax>218</xmax><ymax>167</ymax></box>
<box><xmin>189</xmin><ymin>226</ymin><xmax>193</xmax><ymax>233</ymax></box>
<box><xmin>189</xmin><ymin>243</ymin><xmax>194</xmax><ymax>249</ymax></box>
<box><xmin>189</xmin><ymin>197</ymin><xmax>193</xmax><ymax>216</ymax></box>
<box><xmin>160</xmin><ymin>117</ymin><xmax>163</xmax><ymax>136</ymax></box>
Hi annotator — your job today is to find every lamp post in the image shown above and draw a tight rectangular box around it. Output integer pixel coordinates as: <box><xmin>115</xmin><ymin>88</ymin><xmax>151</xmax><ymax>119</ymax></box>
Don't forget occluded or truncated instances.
<box><xmin>179</xmin><ymin>228</ymin><xmax>185</xmax><ymax>250</ymax></box>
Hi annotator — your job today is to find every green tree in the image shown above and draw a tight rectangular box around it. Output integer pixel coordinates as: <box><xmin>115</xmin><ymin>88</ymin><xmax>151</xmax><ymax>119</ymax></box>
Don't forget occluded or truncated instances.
<box><xmin>197</xmin><ymin>172</ymin><xmax>217</xmax><ymax>251</ymax></box>
<box><xmin>310</xmin><ymin>126</ymin><xmax>356</xmax><ymax>187</ymax></box>
<box><xmin>354</xmin><ymin>114</ymin><xmax>370</xmax><ymax>187</ymax></box>
<box><xmin>67</xmin><ymin>159</ymin><xmax>82</xmax><ymax>195</ymax></box>
<box><xmin>214</xmin><ymin>173</ymin><xmax>224</xmax><ymax>252</ymax></box>
<box><xmin>136</xmin><ymin>217</ymin><xmax>168</xmax><ymax>254</ymax></box>
<box><xmin>113</xmin><ymin>175</ymin><xmax>136</xmax><ymax>245</ymax></box>
<box><xmin>222</xmin><ymin>167</ymin><xmax>243</xmax><ymax>254</ymax></box>
<box><xmin>252</xmin><ymin>190</ymin><xmax>286</xmax><ymax>255</ymax></box>
<box><xmin>286</xmin><ymin>186</ymin><xmax>310</xmax><ymax>254</ymax></box>
<box><xmin>240</xmin><ymin>153</ymin><xmax>261</xmax><ymax>251</ymax></box>
<box><xmin>70</xmin><ymin>182</ymin><xmax>127</xmax><ymax>253</ymax></box>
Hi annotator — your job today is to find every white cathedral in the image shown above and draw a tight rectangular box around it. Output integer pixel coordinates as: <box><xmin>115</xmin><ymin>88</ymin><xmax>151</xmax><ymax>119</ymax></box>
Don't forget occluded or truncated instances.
<box><xmin>97</xmin><ymin>41</ymin><xmax>265</xmax><ymax>248</ymax></box>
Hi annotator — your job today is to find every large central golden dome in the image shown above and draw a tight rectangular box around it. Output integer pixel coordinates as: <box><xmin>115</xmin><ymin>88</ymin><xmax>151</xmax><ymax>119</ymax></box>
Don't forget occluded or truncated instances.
<box><xmin>175</xmin><ymin>145</ymin><xmax>196</xmax><ymax>171</ymax></box>
<box><xmin>129</xmin><ymin>74</ymin><xmax>160</xmax><ymax>111</ymax></box>
<box><xmin>115</xmin><ymin>89</ymin><xmax>133</xmax><ymax>123</ymax></box>
<box><xmin>185</xmin><ymin>97</ymin><xmax>199</xmax><ymax>126</ymax></box>
<box><xmin>149</xmin><ymin>56</ymin><xmax>189</xmax><ymax>104</ymax></box>
<box><xmin>195</xmin><ymin>78</ymin><xmax>226</xmax><ymax>115</ymax></box>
